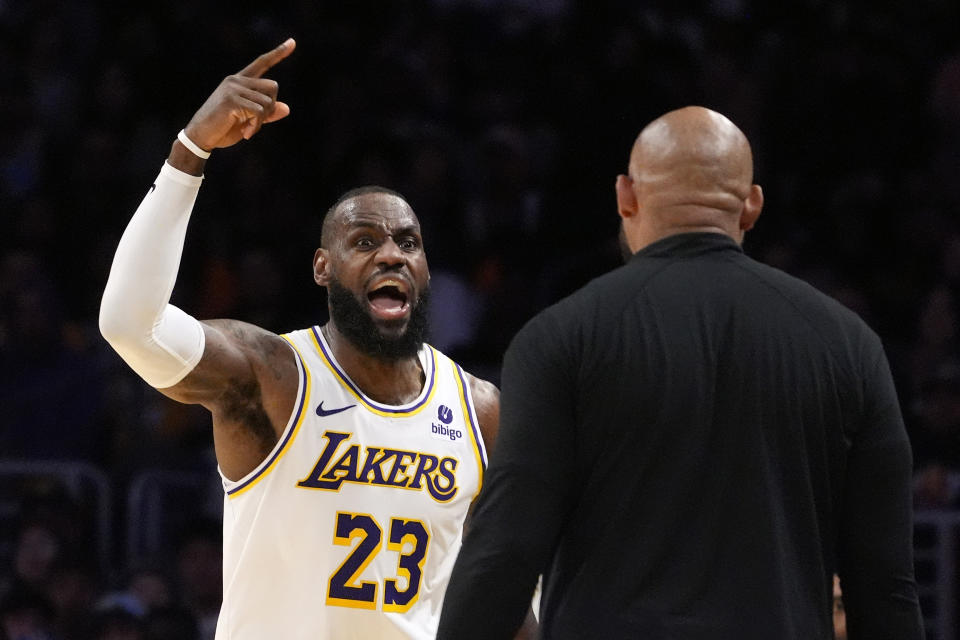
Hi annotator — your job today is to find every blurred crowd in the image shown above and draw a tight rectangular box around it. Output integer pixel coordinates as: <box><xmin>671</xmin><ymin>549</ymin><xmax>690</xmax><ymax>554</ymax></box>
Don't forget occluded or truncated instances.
<box><xmin>1</xmin><ymin>0</ymin><xmax>959</xmax><ymax>637</ymax></box>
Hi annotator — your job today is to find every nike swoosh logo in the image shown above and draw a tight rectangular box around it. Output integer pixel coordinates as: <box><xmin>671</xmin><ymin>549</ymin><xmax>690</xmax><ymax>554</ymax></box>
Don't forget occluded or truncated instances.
<box><xmin>316</xmin><ymin>401</ymin><xmax>355</xmax><ymax>418</ymax></box>
<box><xmin>148</xmin><ymin>183</ymin><xmax>156</xmax><ymax>195</ymax></box>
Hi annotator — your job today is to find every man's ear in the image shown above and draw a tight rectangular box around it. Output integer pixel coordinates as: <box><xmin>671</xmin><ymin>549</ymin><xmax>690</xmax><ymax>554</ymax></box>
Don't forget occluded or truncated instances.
<box><xmin>313</xmin><ymin>248</ymin><xmax>330</xmax><ymax>286</ymax></box>
<box><xmin>615</xmin><ymin>174</ymin><xmax>639</xmax><ymax>220</ymax></box>
<box><xmin>740</xmin><ymin>184</ymin><xmax>764</xmax><ymax>231</ymax></box>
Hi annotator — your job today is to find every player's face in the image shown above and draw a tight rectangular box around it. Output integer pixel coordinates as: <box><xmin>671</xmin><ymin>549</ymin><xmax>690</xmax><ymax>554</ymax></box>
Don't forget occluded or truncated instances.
<box><xmin>318</xmin><ymin>193</ymin><xmax>430</xmax><ymax>349</ymax></box>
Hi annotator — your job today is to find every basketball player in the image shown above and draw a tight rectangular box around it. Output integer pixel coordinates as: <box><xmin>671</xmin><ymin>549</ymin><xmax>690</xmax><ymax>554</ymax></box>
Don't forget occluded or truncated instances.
<box><xmin>99</xmin><ymin>39</ymin><xmax>498</xmax><ymax>639</ymax></box>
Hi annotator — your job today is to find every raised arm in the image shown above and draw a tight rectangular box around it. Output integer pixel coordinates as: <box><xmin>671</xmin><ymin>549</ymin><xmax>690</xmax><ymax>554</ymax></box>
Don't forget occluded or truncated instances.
<box><xmin>99</xmin><ymin>39</ymin><xmax>300</xmax><ymax>480</ymax></box>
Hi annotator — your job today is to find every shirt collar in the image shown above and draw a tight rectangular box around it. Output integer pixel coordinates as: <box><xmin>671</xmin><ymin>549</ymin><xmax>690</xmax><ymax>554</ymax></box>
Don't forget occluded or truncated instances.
<box><xmin>630</xmin><ymin>231</ymin><xmax>744</xmax><ymax>261</ymax></box>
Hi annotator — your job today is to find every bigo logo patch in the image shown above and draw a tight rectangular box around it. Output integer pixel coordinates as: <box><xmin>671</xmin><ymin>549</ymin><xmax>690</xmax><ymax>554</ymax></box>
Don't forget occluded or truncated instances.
<box><xmin>432</xmin><ymin>405</ymin><xmax>461</xmax><ymax>441</ymax></box>
<box><xmin>437</xmin><ymin>404</ymin><xmax>454</xmax><ymax>424</ymax></box>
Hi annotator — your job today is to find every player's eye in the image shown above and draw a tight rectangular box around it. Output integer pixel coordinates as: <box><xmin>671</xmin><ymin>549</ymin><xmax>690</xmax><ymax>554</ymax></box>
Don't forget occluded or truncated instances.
<box><xmin>398</xmin><ymin>237</ymin><xmax>419</xmax><ymax>251</ymax></box>
<box><xmin>355</xmin><ymin>237</ymin><xmax>376</xmax><ymax>250</ymax></box>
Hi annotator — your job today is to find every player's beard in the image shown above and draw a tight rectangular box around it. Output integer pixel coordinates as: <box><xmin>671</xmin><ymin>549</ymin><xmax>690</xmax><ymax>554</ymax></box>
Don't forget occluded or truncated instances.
<box><xmin>326</xmin><ymin>277</ymin><xmax>430</xmax><ymax>361</ymax></box>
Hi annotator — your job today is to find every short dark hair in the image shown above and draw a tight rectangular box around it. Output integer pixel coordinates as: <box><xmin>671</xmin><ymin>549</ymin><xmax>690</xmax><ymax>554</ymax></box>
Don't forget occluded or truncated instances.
<box><xmin>321</xmin><ymin>185</ymin><xmax>408</xmax><ymax>248</ymax></box>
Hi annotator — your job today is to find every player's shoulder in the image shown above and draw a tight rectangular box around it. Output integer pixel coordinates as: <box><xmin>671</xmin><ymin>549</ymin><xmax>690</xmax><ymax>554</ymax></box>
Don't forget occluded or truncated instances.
<box><xmin>278</xmin><ymin>325</ymin><xmax>319</xmax><ymax>342</ymax></box>
<box><xmin>277</xmin><ymin>325</ymin><xmax>335</xmax><ymax>361</ymax></box>
<box><xmin>463</xmin><ymin>370</ymin><xmax>499</xmax><ymax>404</ymax></box>
<box><xmin>429</xmin><ymin>343</ymin><xmax>500</xmax><ymax>450</ymax></box>
<box><xmin>460</xmin><ymin>369</ymin><xmax>499</xmax><ymax>436</ymax></box>
<box><xmin>203</xmin><ymin>318</ymin><xmax>294</xmax><ymax>356</ymax></box>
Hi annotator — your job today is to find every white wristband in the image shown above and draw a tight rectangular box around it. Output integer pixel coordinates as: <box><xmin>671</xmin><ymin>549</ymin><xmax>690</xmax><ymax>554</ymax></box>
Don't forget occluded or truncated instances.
<box><xmin>177</xmin><ymin>129</ymin><xmax>211</xmax><ymax>159</ymax></box>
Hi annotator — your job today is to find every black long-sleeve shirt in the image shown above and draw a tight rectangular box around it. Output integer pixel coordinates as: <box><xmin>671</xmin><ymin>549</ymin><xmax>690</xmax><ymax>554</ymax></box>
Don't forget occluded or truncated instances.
<box><xmin>438</xmin><ymin>233</ymin><xmax>923</xmax><ymax>639</ymax></box>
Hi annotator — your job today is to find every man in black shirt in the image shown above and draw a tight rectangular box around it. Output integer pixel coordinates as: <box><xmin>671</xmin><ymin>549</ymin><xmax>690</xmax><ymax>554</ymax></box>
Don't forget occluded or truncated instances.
<box><xmin>437</xmin><ymin>106</ymin><xmax>924</xmax><ymax>639</ymax></box>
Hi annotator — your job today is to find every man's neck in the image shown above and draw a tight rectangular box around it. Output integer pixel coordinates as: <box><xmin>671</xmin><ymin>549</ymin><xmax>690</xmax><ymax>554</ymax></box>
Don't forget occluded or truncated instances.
<box><xmin>321</xmin><ymin>323</ymin><xmax>425</xmax><ymax>405</ymax></box>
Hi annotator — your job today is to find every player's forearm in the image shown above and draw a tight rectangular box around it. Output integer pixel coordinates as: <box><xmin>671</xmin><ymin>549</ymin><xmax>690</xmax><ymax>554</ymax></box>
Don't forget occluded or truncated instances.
<box><xmin>98</xmin><ymin>153</ymin><xmax>206</xmax><ymax>388</ymax></box>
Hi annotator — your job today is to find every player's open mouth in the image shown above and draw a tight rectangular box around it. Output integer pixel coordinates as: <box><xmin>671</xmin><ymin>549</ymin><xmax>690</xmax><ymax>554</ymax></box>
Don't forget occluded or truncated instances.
<box><xmin>367</xmin><ymin>278</ymin><xmax>411</xmax><ymax>320</ymax></box>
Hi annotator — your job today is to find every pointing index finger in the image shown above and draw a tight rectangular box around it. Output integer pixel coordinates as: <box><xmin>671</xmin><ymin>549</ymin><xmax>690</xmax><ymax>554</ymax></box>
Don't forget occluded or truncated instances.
<box><xmin>239</xmin><ymin>38</ymin><xmax>296</xmax><ymax>78</ymax></box>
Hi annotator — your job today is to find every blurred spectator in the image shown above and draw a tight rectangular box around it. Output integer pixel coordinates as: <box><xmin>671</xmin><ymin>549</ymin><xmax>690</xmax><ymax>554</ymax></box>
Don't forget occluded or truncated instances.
<box><xmin>906</xmin><ymin>285</ymin><xmax>960</xmax><ymax>402</ymax></box>
<box><xmin>123</xmin><ymin>566</ymin><xmax>173</xmax><ymax>616</ymax></box>
<box><xmin>142</xmin><ymin>607</ymin><xmax>197</xmax><ymax>640</ymax></box>
<box><xmin>45</xmin><ymin>560</ymin><xmax>99</xmax><ymax>639</ymax></box>
<box><xmin>427</xmin><ymin>268</ymin><xmax>486</xmax><ymax>356</ymax></box>
<box><xmin>929</xmin><ymin>51</ymin><xmax>960</xmax><ymax>209</ymax></box>
<box><xmin>89</xmin><ymin>606</ymin><xmax>143</xmax><ymax>640</ymax></box>
<box><xmin>0</xmin><ymin>587</ymin><xmax>58</xmax><ymax>640</ymax></box>
<box><xmin>0</xmin><ymin>250</ymin><xmax>108</xmax><ymax>462</ymax></box>
<box><xmin>9</xmin><ymin>522</ymin><xmax>62</xmax><ymax>597</ymax></box>
<box><xmin>464</xmin><ymin>125</ymin><xmax>546</xmax><ymax>249</ymax></box>
<box><xmin>912</xmin><ymin>360</ymin><xmax>960</xmax><ymax>508</ymax></box>
<box><xmin>174</xmin><ymin>522</ymin><xmax>221</xmax><ymax>640</ymax></box>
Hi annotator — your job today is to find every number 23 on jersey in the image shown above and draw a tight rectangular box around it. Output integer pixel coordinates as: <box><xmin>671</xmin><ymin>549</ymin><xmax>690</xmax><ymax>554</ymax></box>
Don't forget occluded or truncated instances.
<box><xmin>327</xmin><ymin>512</ymin><xmax>430</xmax><ymax>613</ymax></box>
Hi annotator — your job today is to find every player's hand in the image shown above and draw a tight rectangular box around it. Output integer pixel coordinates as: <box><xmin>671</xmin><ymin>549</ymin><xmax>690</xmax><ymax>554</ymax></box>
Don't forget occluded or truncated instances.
<box><xmin>183</xmin><ymin>38</ymin><xmax>296</xmax><ymax>151</ymax></box>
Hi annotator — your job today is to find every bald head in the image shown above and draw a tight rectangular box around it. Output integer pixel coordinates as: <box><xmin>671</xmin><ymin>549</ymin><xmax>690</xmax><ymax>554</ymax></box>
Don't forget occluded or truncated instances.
<box><xmin>630</xmin><ymin>106</ymin><xmax>754</xmax><ymax>199</ymax></box>
<box><xmin>616</xmin><ymin>106</ymin><xmax>763</xmax><ymax>253</ymax></box>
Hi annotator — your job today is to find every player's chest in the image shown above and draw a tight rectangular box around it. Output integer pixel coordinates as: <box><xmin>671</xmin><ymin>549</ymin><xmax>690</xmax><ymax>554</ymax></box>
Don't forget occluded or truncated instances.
<box><xmin>285</xmin><ymin>399</ymin><xmax>480</xmax><ymax>507</ymax></box>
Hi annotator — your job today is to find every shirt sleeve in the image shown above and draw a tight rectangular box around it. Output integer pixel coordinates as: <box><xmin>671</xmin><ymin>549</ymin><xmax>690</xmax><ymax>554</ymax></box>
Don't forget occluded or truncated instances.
<box><xmin>99</xmin><ymin>162</ymin><xmax>206</xmax><ymax>388</ymax></box>
<box><xmin>437</xmin><ymin>311</ymin><xmax>578</xmax><ymax>640</ymax></box>
<box><xmin>838</xmin><ymin>335</ymin><xmax>925</xmax><ymax>640</ymax></box>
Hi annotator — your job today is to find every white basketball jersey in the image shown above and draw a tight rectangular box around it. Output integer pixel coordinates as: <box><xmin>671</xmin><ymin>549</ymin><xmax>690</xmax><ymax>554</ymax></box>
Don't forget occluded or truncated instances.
<box><xmin>214</xmin><ymin>326</ymin><xmax>487</xmax><ymax>640</ymax></box>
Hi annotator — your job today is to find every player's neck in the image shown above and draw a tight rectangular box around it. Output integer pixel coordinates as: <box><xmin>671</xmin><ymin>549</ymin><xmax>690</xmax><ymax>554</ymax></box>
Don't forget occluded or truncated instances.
<box><xmin>321</xmin><ymin>324</ymin><xmax>426</xmax><ymax>405</ymax></box>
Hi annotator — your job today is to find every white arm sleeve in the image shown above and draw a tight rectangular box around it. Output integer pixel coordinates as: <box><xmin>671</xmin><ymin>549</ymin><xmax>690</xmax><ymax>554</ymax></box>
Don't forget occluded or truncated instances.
<box><xmin>99</xmin><ymin>161</ymin><xmax>206</xmax><ymax>389</ymax></box>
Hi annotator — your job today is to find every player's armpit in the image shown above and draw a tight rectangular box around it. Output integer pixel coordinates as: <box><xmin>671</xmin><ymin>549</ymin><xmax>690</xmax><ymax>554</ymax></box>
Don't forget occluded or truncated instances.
<box><xmin>163</xmin><ymin>320</ymin><xmax>295</xmax><ymax>413</ymax></box>
<box><xmin>163</xmin><ymin>319</ymin><xmax>301</xmax><ymax>481</ymax></box>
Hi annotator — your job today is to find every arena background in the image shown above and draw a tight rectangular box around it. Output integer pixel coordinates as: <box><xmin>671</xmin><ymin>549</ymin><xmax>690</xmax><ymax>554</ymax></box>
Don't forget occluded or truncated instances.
<box><xmin>1</xmin><ymin>1</ymin><xmax>959</xmax><ymax>638</ymax></box>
